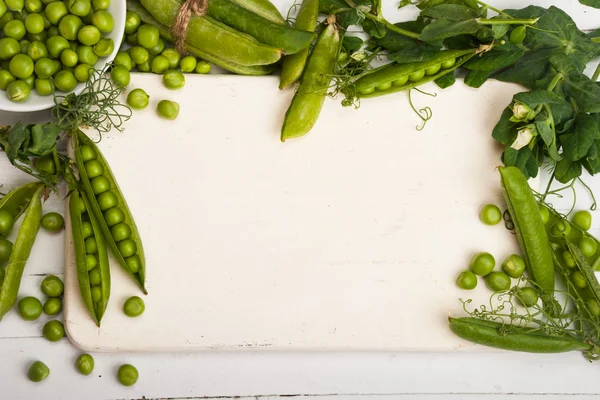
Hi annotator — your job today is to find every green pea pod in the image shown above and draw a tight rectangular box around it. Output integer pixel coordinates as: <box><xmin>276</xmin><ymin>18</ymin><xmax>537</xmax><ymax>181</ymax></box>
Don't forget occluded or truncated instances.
<box><xmin>127</xmin><ymin>0</ymin><xmax>276</xmax><ymax>75</ymax></box>
<box><xmin>0</xmin><ymin>184</ymin><xmax>44</xmax><ymax>320</ymax></box>
<box><xmin>74</xmin><ymin>130</ymin><xmax>147</xmax><ymax>294</ymax></box>
<box><xmin>355</xmin><ymin>49</ymin><xmax>476</xmax><ymax>98</ymax></box>
<box><xmin>499</xmin><ymin>166</ymin><xmax>555</xmax><ymax>296</ymax></box>
<box><xmin>281</xmin><ymin>17</ymin><xmax>341</xmax><ymax>142</ymax></box>
<box><xmin>230</xmin><ymin>0</ymin><xmax>286</xmax><ymax>25</ymax></box>
<box><xmin>205</xmin><ymin>0</ymin><xmax>315</xmax><ymax>55</ymax></box>
<box><xmin>565</xmin><ymin>240</ymin><xmax>600</xmax><ymax>302</ymax></box>
<box><xmin>69</xmin><ymin>189</ymin><xmax>110</xmax><ymax>326</ymax></box>
<box><xmin>279</xmin><ymin>0</ymin><xmax>319</xmax><ymax>89</ymax></box>
<box><xmin>0</xmin><ymin>182</ymin><xmax>44</xmax><ymax>238</ymax></box>
<box><xmin>140</xmin><ymin>0</ymin><xmax>283</xmax><ymax>66</ymax></box>
<box><xmin>449</xmin><ymin>317</ymin><xmax>591</xmax><ymax>353</ymax></box>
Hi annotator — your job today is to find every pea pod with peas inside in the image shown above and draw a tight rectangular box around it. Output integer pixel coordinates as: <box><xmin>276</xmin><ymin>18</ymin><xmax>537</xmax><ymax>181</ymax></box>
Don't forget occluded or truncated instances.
<box><xmin>281</xmin><ymin>16</ymin><xmax>341</xmax><ymax>142</ymax></box>
<box><xmin>0</xmin><ymin>181</ymin><xmax>43</xmax><ymax>237</ymax></box>
<box><xmin>139</xmin><ymin>0</ymin><xmax>283</xmax><ymax>67</ymax></box>
<box><xmin>69</xmin><ymin>187</ymin><xmax>110</xmax><ymax>326</ymax></box>
<box><xmin>0</xmin><ymin>184</ymin><xmax>44</xmax><ymax>321</ymax></box>
<box><xmin>353</xmin><ymin>49</ymin><xmax>477</xmax><ymax>98</ymax></box>
<box><xmin>74</xmin><ymin>130</ymin><xmax>147</xmax><ymax>294</ymax></box>
<box><xmin>126</xmin><ymin>0</ymin><xmax>276</xmax><ymax>76</ymax></box>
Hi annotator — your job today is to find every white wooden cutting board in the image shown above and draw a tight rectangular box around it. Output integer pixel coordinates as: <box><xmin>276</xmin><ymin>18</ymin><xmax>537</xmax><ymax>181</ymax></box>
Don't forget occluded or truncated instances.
<box><xmin>57</xmin><ymin>73</ymin><xmax>540</xmax><ymax>352</ymax></box>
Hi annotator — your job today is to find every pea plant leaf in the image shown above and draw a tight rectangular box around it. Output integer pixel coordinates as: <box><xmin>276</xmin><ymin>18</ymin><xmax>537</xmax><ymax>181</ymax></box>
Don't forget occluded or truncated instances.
<box><xmin>563</xmin><ymin>73</ymin><xmax>600</xmax><ymax>114</ymax></box>
<box><xmin>464</xmin><ymin>70</ymin><xmax>491</xmax><ymax>88</ymax></box>
<box><xmin>492</xmin><ymin>108</ymin><xmax>518</xmax><ymax>145</ymax></box>
<box><xmin>579</xmin><ymin>0</ymin><xmax>600</xmax><ymax>8</ymax></box>
<box><xmin>420</xmin><ymin>4</ymin><xmax>478</xmax><ymax>21</ymax></box>
<box><xmin>584</xmin><ymin>141</ymin><xmax>600</xmax><ymax>175</ymax></box>
<box><xmin>419</xmin><ymin>18</ymin><xmax>480</xmax><ymax>42</ymax></box>
<box><xmin>435</xmin><ymin>72</ymin><xmax>456</xmax><ymax>88</ymax></box>
<box><xmin>555</xmin><ymin>157</ymin><xmax>582</xmax><ymax>183</ymax></box>
<box><xmin>4</xmin><ymin>122</ymin><xmax>30</xmax><ymax>165</ymax></box>
<box><xmin>559</xmin><ymin>113</ymin><xmax>598</xmax><ymax>161</ymax></box>
<box><xmin>318</xmin><ymin>0</ymin><xmax>349</xmax><ymax>14</ymax></box>
<box><xmin>387</xmin><ymin>46</ymin><xmax>444</xmax><ymax>64</ymax></box>
<box><xmin>502</xmin><ymin>146</ymin><xmax>539</xmax><ymax>179</ymax></box>
<box><xmin>342</xmin><ymin>36</ymin><xmax>364</xmax><ymax>52</ymax></box>
<box><xmin>494</xmin><ymin>49</ymin><xmax>554</xmax><ymax>88</ymax></box>
<box><xmin>362</xmin><ymin>18</ymin><xmax>388</xmax><ymax>40</ymax></box>
<box><xmin>27</xmin><ymin>124</ymin><xmax>61</xmax><ymax>157</ymax></box>
<box><xmin>534</xmin><ymin>109</ymin><xmax>560</xmax><ymax>160</ymax></box>
<box><xmin>464</xmin><ymin>47</ymin><xmax>525</xmax><ymax>71</ymax></box>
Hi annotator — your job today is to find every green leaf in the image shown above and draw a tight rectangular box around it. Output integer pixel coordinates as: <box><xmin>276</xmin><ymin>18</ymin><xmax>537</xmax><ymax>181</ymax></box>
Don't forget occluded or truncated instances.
<box><xmin>513</xmin><ymin>89</ymin><xmax>569</xmax><ymax>108</ymax></box>
<box><xmin>494</xmin><ymin>49</ymin><xmax>554</xmax><ymax>88</ymax></box>
<box><xmin>490</xmin><ymin>24</ymin><xmax>510</xmax><ymax>40</ymax></box>
<box><xmin>464</xmin><ymin>69</ymin><xmax>490</xmax><ymax>88</ymax></box>
<box><xmin>492</xmin><ymin>108</ymin><xmax>517</xmax><ymax>145</ymax></box>
<box><xmin>555</xmin><ymin>157</ymin><xmax>582</xmax><ymax>183</ymax></box>
<box><xmin>559</xmin><ymin>113</ymin><xmax>598</xmax><ymax>161</ymax></box>
<box><xmin>5</xmin><ymin>122</ymin><xmax>30</xmax><ymax>165</ymax></box>
<box><xmin>319</xmin><ymin>0</ymin><xmax>350</xmax><ymax>14</ymax></box>
<box><xmin>579</xmin><ymin>0</ymin><xmax>600</xmax><ymax>8</ymax></box>
<box><xmin>27</xmin><ymin>123</ymin><xmax>60</xmax><ymax>157</ymax></box>
<box><xmin>387</xmin><ymin>46</ymin><xmax>444</xmax><ymax>64</ymax></box>
<box><xmin>435</xmin><ymin>72</ymin><xmax>456</xmax><ymax>89</ymax></box>
<box><xmin>563</xmin><ymin>72</ymin><xmax>600</xmax><ymax>113</ymax></box>
<box><xmin>420</xmin><ymin>4</ymin><xmax>478</xmax><ymax>21</ymax></box>
<box><xmin>337</xmin><ymin>7</ymin><xmax>367</xmax><ymax>29</ymax></box>
<box><xmin>363</xmin><ymin>19</ymin><xmax>393</xmax><ymax>41</ymax></box>
<box><xmin>583</xmin><ymin>141</ymin><xmax>600</xmax><ymax>175</ymax></box>
<box><xmin>503</xmin><ymin>146</ymin><xmax>539</xmax><ymax>178</ymax></box>
<box><xmin>534</xmin><ymin>109</ymin><xmax>559</xmax><ymax>160</ymax></box>
<box><xmin>342</xmin><ymin>36</ymin><xmax>364</xmax><ymax>52</ymax></box>
<box><xmin>548</xmin><ymin>52</ymin><xmax>581</xmax><ymax>75</ymax></box>
<box><xmin>464</xmin><ymin>48</ymin><xmax>525</xmax><ymax>71</ymax></box>
<box><xmin>419</xmin><ymin>18</ymin><xmax>480</xmax><ymax>42</ymax></box>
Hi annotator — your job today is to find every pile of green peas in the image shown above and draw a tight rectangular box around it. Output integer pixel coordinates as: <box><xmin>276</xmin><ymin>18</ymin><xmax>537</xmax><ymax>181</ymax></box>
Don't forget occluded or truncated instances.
<box><xmin>0</xmin><ymin>0</ymin><xmax>116</xmax><ymax>102</ymax></box>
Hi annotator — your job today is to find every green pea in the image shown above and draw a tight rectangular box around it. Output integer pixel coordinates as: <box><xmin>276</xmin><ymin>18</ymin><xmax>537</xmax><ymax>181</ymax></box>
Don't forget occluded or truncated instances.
<box><xmin>75</xmin><ymin>354</ymin><xmax>94</xmax><ymax>375</ymax></box>
<box><xmin>562</xmin><ymin>251</ymin><xmax>576</xmax><ymax>268</ymax></box>
<box><xmin>27</xmin><ymin>30</ymin><xmax>47</xmax><ymax>42</ymax></box>
<box><xmin>74</xmin><ymin>62</ymin><xmax>91</xmax><ymax>82</ymax></box>
<box><xmin>0</xmin><ymin>37</ymin><xmax>19</xmax><ymax>59</ymax></box>
<box><xmin>425</xmin><ymin>63</ymin><xmax>441</xmax><ymax>75</ymax></box>
<box><xmin>469</xmin><ymin>252</ymin><xmax>495</xmax><ymax>276</ymax></box>
<box><xmin>441</xmin><ymin>57</ymin><xmax>456</xmax><ymax>69</ymax></box>
<box><xmin>79</xmin><ymin>143</ymin><xmax>96</xmax><ymax>161</ymax></box>
<box><xmin>161</xmin><ymin>47</ymin><xmax>180</xmax><ymax>69</ymax></box>
<box><xmin>501</xmin><ymin>254</ymin><xmax>526</xmax><ymax>279</ymax></box>
<box><xmin>195</xmin><ymin>60</ymin><xmax>210</xmax><ymax>74</ymax></box>
<box><xmin>117</xmin><ymin>364</ymin><xmax>138</xmax><ymax>386</ymax></box>
<box><xmin>572</xmin><ymin>210</ymin><xmax>592</xmax><ymax>231</ymax></box>
<box><xmin>34</xmin><ymin>57</ymin><xmax>54</xmax><ymax>78</ymax></box>
<box><xmin>85</xmin><ymin>160</ymin><xmax>104</xmax><ymax>179</ymax></box>
<box><xmin>45</xmin><ymin>1</ymin><xmax>67</xmax><ymax>24</ymax></box>
<box><xmin>539</xmin><ymin>204</ymin><xmax>550</xmax><ymax>224</ymax></box>
<box><xmin>58</xmin><ymin>14</ymin><xmax>83</xmax><ymax>41</ymax></box>
<box><xmin>28</xmin><ymin>361</ymin><xmax>50</xmax><ymax>382</ymax></box>
<box><xmin>516</xmin><ymin>287</ymin><xmax>538</xmax><ymax>307</ymax></box>
<box><xmin>179</xmin><ymin>55</ymin><xmax>196</xmax><ymax>73</ymax></box>
<box><xmin>579</xmin><ymin>236</ymin><xmax>598</xmax><ymax>257</ymax></box>
<box><xmin>58</xmin><ymin>48</ymin><xmax>77</xmax><ymax>67</ymax></box>
<box><xmin>43</xmin><ymin>297</ymin><xmax>62</xmax><ymax>315</ymax></box>
<box><xmin>92</xmin><ymin>0</ymin><xmax>108</xmax><ymax>10</ymax></box>
<box><xmin>18</xmin><ymin>296</ymin><xmax>42</xmax><ymax>320</ymax></box>
<box><xmin>24</xmin><ymin>12</ymin><xmax>43</xmax><ymax>34</ymax></box>
<box><xmin>26</xmin><ymin>40</ymin><xmax>47</xmax><ymax>61</ymax></box>
<box><xmin>110</xmin><ymin>65</ymin><xmax>129</xmax><ymax>87</ymax></box>
<box><xmin>40</xmin><ymin>212</ymin><xmax>64</xmax><ymax>233</ymax></box>
<box><xmin>586</xmin><ymin>298</ymin><xmax>600</xmax><ymax>317</ymax></box>
<box><xmin>81</xmin><ymin>7</ymin><xmax>93</xmax><ymax>24</ymax></box>
<box><xmin>147</xmin><ymin>37</ymin><xmax>164</xmax><ymax>56</ymax></box>
<box><xmin>85</xmin><ymin>253</ymin><xmax>97</xmax><ymax>270</ymax></box>
<box><xmin>91</xmin><ymin>9</ymin><xmax>112</xmax><ymax>33</ymax></box>
<box><xmin>125</xmin><ymin>255</ymin><xmax>141</xmax><ymax>273</ymax></box>
<box><xmin>43</xmin><ymin>319</ymin><xmax>64</xmax><ymax>342</ymax></box>
<box><xmin>0</xmin><ymin>11</ymin><xmax>14</xmax><ymax>30</ymax></box>
<box><xmin>68</xmin><ymin>0</ymin><xmax>90</xmax><ymax>17</ymax></box>
<box><xmin>123</xmin><ymin>296</ymin><xmax>144</xmax><ymax>317</ymax></box>
<box><xmin>76</xmin><ymin>44</ymin><xmax>98</xmax><ymax>65</ymax></box>
<box><xmin>485</xmin><ymin>271</ymin><xmax>511</xmax><ymax>292</ymax></box>
<box><xmin>0</xmin><ymin>238</ymin><xmax>13</xmax><ymax>261</ymax></box>
<box><xmin>88</xmin><ymin>267</ymin><xmax>101</xmax><ymax>286</ymax></box>
<box><xmin>128</xmin><ymin>45</ymin><xmax>147</xmax><ymax>64</ymax></box>
<box><xmin>551</xmin><ymin>220</ymin><xmax>571</xmax><ymax>237</ymax></box>
<box><xmin>4</xmin><ymin>19</ymin><xmax>25</xmax><ymax>40</ymax></box>
<box><xmin>91</xmin><ymin>175</ymin><xmax>111</xmax><ymax>195</ymax></box>
<box><xmin>113</xmin><ymin>51</ymin><xmax>131</xmax><ymax>70</ymax></box>
<box><xmin>54</xmin><ymin>69</ymin><xmax>77</xmax><ymax>91</ymax></box>
<box><xmin>118</xmin><ymin>239</ymin><xmax>137</xmax><ymax>258</ymax></box>
<box><xmin>124</xmin><ymin>10</ymin><xmax>140</xmax><ymax>35</ymax></box>
<box><xmin>46</xmin><ymin>25</ymin><xmax>58</xmax><ymax>37</ymax></box>
<box><xmin>125</xmin><ymin>32</ymin><xmax>137</xmax><ymax>46</ymax></box>
<box><xmin>23</xmin><ymin>74</ymin><xmax>35</xmax><ymax>88</ymax></box>
<box><xmin>46</xmin><ymin>35</ymin><xmax>69</xmax><ymax>58</ymax></box>
<box><xmin>479</xmin><ymin>204</ymin><xmax>502</xmax><ymax>225</ymax></box>
<box><xmin>7</xmin><ymin>79</ymin><xmax>30</xmax><ymax>101</ymax></box>
<box><xmin>376</xmin><ymin>81</ymin><xmax>391</xmax><ymax>91</ymax></box>
<box><xmin>91</xmin><ymin>285</ymin><xmax>102</xmax><ymax>302</ymax></box>
<box><xmin>92</xmin><ymin>37</ymin><xmax>112</xmax><ymax>57</ymax></box>
<box><xmin>0</xmin><ymin>69</ymin><xmax>15</xmax><ymax>89</ymax></box>
<box><xmin>162</xmin><ymin>69</ymin><xmax>184</xmax><ymax>90</ymax></box>
<box><xmin>157</xmin><ymin>99</ymin><xmax>179</xmax><ymax>120</ymax></box>
<box><xmin>97</xmin><ymin>191</ymin><xmax>118</xmax><ymax>211</ymax></box>
<box><xmin>456</xmin><ymin>270</ymin><xmax>477</xmax><ymax>290</ymax></box>
<box><xmin>126</xmin><ymin>87</ymin><xmax>148</xmax><ymax>109</ymax></box>
<box><xmin>34</xmin><ymin>155</ymin><xmax>55</xmax><ymax>174</ymax></box>
<box><xmin>5</xmin><ymin>0</ymin><xmax>22</xmax><ymax>13</ymax></box>
<box><xmin>408</xmin><ymin>69</ymin><xmax>425</xmax><ymax>82</ymax></box>
<box><xmin>20</xmin><ymin>38</ymin><xmax>30</xmax><ymax>53</ymax></box>
<box><xmin>25</xmin><ymin>0</ymin><xmax>42</xmax><ymax>13</ymax></box>
<box><xmin>78</xmin><ymin>24</ymin><xmax>101</xmax><ymax>46</ymax></box>
<box><xmin>104</xmin><ymin>207</ymin><xmax>124</xmax><ymax>226</ymax></box>
<box><xmin>572</xmin><ymin>271</ymin><xmax>587</xmax><ymax>288</ymax></box>
<box><xmin>136</xmin><ymin>23</ymin><xmax>158</xmax><ymax>49</ymax></box>
<box><xmin>0</xmin><ymin>210</ymin><xmax>15</xmax><ymax>235</ymax></box>
<box><xmin>0</xmin><ymin>1</ymin><xmax>5</xmax><ymax>18</ymax></box>
<box><xmin>136</xmin><ymin>59</ymin><xmax>150</xmax><ymax>72</ymax></box>
<box><xmin>77</xmin><ymin>196</ymin><xmax>86</xmax><ymax>214</ymax></box>
<box><xmin>85</xmin><ymin>236</ymin><xmax>97</xmax><ymax>254</ymax></box>
<box><xmin>150</xmin><ymin>54</ymin><xmax>168</xmax><ymax>74</ymax></box>
<box><xmin>111</xmin><ymin>222</ymin><xmax>131</xmax><ymax>242</ymax></box>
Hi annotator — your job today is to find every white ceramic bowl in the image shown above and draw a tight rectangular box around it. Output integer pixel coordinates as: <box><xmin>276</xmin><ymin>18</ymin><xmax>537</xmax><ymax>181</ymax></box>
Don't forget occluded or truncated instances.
<box><xmin>0</xmin><ymin>1</ymin><xmax>126</xmax><ymax>113</ymax></box>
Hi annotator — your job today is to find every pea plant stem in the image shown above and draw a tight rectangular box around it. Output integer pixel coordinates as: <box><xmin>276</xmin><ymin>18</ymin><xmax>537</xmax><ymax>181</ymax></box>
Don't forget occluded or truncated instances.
<box><xmin>476</xmin><ymin>18</ymin><xmax>539</xmax><ymax>26</ymax></box>
<box><xmin>473</xmin><ymin>0</ymin><xmax>508</xmax><ymax>17</ymax></box>
<box><xmin>592</xmin><ymin>62</ymin><xmax>600</xmax><ymax>82</ymax></box>
<box><xmin>365</xmin><ymin>13</ymin><xmax>420</xmax><ymax>39</ymax></box>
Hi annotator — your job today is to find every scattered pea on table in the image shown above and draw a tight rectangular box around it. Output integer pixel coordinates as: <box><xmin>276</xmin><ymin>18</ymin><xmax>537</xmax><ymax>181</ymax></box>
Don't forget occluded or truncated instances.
<box><xmin>123</xmin><ymin>296</ymin><xmax>145</xmax><ymax>317</ymax></box>
<box><xmin>117</xmin><ymin>364</ymin><xmax>139</xmax><ymax>386</ymax></box>
<box><xmin>17</xmin><ymin>296</ymin><xmax>42</xmax><ymax>321</ymax></box>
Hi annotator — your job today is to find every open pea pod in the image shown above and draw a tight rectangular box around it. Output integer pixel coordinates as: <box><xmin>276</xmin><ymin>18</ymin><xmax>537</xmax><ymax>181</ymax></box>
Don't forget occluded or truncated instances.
<box><xmin>69</xmin><ymin>187</ymin><xmax>111</xmax><ymax>326</ymax></box>
<box><xmin>0</xmin><ymin>182</ymin><xmax>44</xmax><ymax>238</ymax></box>
<box><xmin>74</xmin><ymin>130</ymin><xmax>147</xmax><ymax>294</ymax></box>
<box><xmin>354</xmin><ymin>49</ymin><xmax>476</xmax><ymax>98</ymax></box>
<box><xmin>0</xmin><ymin>184</ymin><xmax>44</xmax><ymax>320</ymax></box>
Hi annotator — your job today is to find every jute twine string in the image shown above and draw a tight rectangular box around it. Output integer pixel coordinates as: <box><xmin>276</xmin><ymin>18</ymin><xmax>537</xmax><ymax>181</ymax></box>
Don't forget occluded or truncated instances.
<box><xmin>172</xmin><ymin>0</ymin><xmax>209</xmax><ymax>53</ymax></box>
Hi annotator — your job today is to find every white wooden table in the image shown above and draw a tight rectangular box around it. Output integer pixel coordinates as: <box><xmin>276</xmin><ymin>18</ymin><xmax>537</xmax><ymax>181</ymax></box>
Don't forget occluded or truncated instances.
<box><xmin>2</xmin><ymin>1</ymin><xmax>600</xmax><ymax>399</ymax></box>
